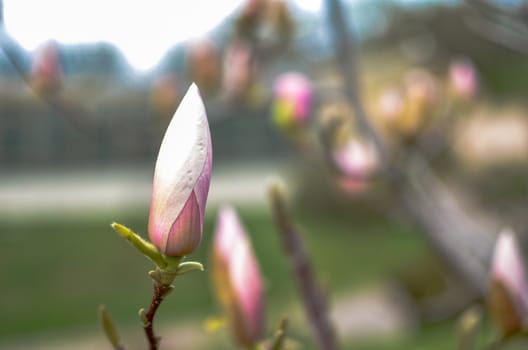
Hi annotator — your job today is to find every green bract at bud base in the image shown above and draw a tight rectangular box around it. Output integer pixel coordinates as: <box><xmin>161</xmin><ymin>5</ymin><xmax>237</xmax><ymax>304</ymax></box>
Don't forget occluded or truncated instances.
<box><xmin>111</xmin><ymin>222</ymin><xmax>204</xmax><ymax>285</ymax></box>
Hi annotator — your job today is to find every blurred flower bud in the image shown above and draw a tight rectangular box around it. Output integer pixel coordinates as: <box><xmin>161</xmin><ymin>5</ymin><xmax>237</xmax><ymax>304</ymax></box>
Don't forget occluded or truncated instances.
<box><xmin>449</xmin><ymin>58</ymin><xmax>477</xmax><ymax>101</ymax></box>
<box><xmin>149</xmin><ymin>73</ymin><xmax>181</xmax><ymax>117</ymax></box>
<box><xmin>272</xmin><ymin>72</ymin><xmax>313</xmax><ymax>130</ymax></box>
<box><xmin>30</xmin><ymin>40</ymin><xmax>63</xmax><ymax>96</ymax></box>
<box><xmin>378</xmin><ymin>86</ymin><xmax>405</xmax><ymax>123</ymax></box>
<box><xmin>235</xmin><ymin>0</ymin><xmax>293</xmax><ymax>56</ymax></box>
<box><xmin>148</xmin><ymin>84</ymin><xmax>213</xmax><ymax>257</ymax></box>
<box><xmin>456</xmin><ymin>306</ymin><xmax>482</xmax><ymax>350</ymax></box>
<box><xmin>222</xmin><ymin>41</ymin><xmax>255</xmax><ymax>103</ymax></box>
<box><xmin>400</xmin><ymin>69</ymin><xmax>439</xmax><ymax>137</ymax></box>
<box><xmin>332</xmin><ymin>138</ymin><xmax>379</xmax><ymax>193</ymax></box>
<box><xmin>212</xmin><ymin>206</ymin><xmax>265</xmax><ymax>348</ymax></box>
<box><xmin>186</xmin><ymin>38</ymin><xmax>221</xmax><ymax>95</ymax></box>
<box><xmin>488</xmin><ymin>229</ymin><xmax>528</xmax><ymax>336</ymax></box>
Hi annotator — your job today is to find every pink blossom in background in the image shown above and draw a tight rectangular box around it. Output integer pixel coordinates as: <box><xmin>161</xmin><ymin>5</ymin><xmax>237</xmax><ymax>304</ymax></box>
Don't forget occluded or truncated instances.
<box><xmin>378</xmin><ymin>87</ymin><xmax>405</xmax><ymax>122</ymax></box>
<box><xmin>489</xmin><ymin>229</ymin><xmax>528</xmax><ymax>334</ymax></box>
<box><xmin>222</xmin><ymin>41</ymin><xmax>254</xmax><ymax>101</ymax></box>
<box><xmin>150</xmin><ymin>73</ymin><xmax>181</xmax><ymax>117</ymax></box>
<box><xmin>148</xmin><ymin>84</ymin><xmax>213</xmax><ymax>257</ymax></box>
<box><xmin>30</xmin><ymin>40</ymin><xmax>63</xmax><ymax>96</ymax></box>
<box><xmin>212</xmin><ymin>206</ymin><xmax>265</xmax><ymax>348</ymax></box>
<box><xmin>332</xmin><ymin>138</ymin><xmax>379</xmax><ymax>194</ymax></box>
<box><xmin>272</xmin><ymin>71</ymin><xmax>313</xmax><ymax>129</ymax></box>
<box><xmin>449</xmin><ymin>58</ymin><xmax>477</xmax><ymax>100</ymax></box>
<box><xmin>333</xmin><ymin>138</ymin><xmax>378</xmax><ymax>179</ymax></box>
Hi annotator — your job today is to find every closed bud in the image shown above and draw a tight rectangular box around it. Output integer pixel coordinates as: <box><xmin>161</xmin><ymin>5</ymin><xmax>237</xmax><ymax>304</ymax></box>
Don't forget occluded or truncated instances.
<box><xmin>148</xmin><ymin>83</ymin><xmax>213</xmax><ymax>257</ymax></box>
<box><xmin>222</xmin><ymin>41</ymin><xmax>255</xmax><ymax>103</ymax></box>
<box><xmin>186</xmin><ymin>38</ymin><xmax>221</xmax><ymax>96</ymax></box>
<box><xmin>211</xmin><ymin>206</ymin><xmax>265</xmax><ymax>348</ymax></box>
<box><xmin>150</xmin><ymin>73</ymin><xmax>181</xmax><ymax>118</ymax></box>
<box><xmin>399</xmin><ymin>69</ymin><xmax>439</xmax><ymax>137</ymax></box>
<box><xmin>449</xmin><ymin>58</ymin><xmax>477</xmax><ymax>101</ymax></box>
<box><xmin>272</xmin><ymin>72</ymin><xmax>313</xmax><ymax>131</ymax></box>
<box><xmin>30</xmin><ymin>40</ymin><xmax>63</xmax><ymax>96</ymax></box>
<box><xmin>488</xmin><ymin>229</ymin><xmax>528</xmax><ymax>336</ymax></box>
<box><xmin>332</xmin><ymin>138</ymin><xmax>379</xmax><ymax>193</ymax></box>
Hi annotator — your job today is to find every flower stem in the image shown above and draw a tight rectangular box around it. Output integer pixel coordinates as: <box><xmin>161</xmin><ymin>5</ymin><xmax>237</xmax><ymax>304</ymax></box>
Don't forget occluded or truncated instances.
<box><xmin>142</xmin><ymin>282</ymin><xmax>173</xmax><ymax>350</ymax></box>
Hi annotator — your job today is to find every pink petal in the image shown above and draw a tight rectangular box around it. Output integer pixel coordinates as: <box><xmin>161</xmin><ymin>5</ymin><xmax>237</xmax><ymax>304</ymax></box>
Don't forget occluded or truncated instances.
<box><xmin>163</xmin><ymin>192</ymin><xmax>202</xmax><ymax>256</ymax></box>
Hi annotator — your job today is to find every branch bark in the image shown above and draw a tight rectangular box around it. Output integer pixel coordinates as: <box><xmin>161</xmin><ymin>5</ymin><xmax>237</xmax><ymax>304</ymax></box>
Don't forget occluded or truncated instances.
<box><xmin>141</xmin><ymin>282</ymin><xmax>173</xmax><ymax>350</ymax></box>
<box><xmin>269</xmin><ymin>183</ymin><xmax>340</xmax><ymax>350</ymax></box>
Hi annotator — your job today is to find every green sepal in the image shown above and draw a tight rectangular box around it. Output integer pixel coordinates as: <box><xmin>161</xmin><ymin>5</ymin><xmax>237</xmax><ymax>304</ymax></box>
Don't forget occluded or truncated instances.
<box><xmin>111</xmin><ymin>222</ymin><xmax>167</xmax><ymax>269</ymax></box>
<box><xmin>176</xmin><ymin>261</ymin><xmax>204</xmax><ymax>276</ymax></box>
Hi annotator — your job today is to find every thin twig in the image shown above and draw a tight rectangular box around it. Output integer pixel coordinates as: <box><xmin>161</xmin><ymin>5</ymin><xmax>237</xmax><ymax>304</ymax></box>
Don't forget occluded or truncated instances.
<box><xmin>142</xmin><ymin>282</ymin><xmax>173</xmax><ymax>350</ymax></box>
<box><xmin>269</xmin><ymin>183</ymin><xmax>340</xmax><ymax>350</ymax></box>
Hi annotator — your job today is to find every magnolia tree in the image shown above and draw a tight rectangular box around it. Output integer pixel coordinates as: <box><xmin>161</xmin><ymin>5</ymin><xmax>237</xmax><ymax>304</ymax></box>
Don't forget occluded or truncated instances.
<box><xmin>1</xmin><ymin>0</ymin><xmax>527</xmax><ymax>348</ymax></box>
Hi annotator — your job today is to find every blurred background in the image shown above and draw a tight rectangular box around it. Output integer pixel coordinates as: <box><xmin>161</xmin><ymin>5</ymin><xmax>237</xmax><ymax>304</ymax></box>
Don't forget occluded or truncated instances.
<box><xmin>1</xmin><ymin>0</ymin><xmax>528</xmax><ymax>348</ymax></box>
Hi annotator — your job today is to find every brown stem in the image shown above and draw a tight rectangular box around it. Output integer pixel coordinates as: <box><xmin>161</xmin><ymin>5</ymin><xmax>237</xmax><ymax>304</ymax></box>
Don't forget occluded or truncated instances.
<box><xmin>143</xmin><ymin>282</ymin><xmax>173</xmax><ymax>350</ymax></box>
<box><xmin>269</xmin><ymin>184</ymin><xmax>340</xmax><ymax>350</ymax></box>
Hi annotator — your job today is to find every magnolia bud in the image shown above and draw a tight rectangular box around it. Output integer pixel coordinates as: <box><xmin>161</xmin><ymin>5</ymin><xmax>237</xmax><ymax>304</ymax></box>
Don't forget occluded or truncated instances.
<box><xmin>148</xmin><ymin>84</ymin><xmax>213</xmax><ymax>257</ymax></box>
<box><xmin>222</xmin><ymin>41</ymin><xmax>255</xmax><ymax>102</ymax></box>
<box><xmin>489</xmin><ymin>229</ymin><xmax>528</xmax><ymax>336</ymax></box>
<box><xmin>150</xmin><ymin>73</ymin><xmax>181</xmax><ymax>118</ymax></box>
<box><xmin>449</xmin><ymin>58</ymin><xmax>477</xmax><ymax>101</ymax></box>
<box><xmin>332</xmin><ymin>138</ymin><xmax>379</xmax><ymax>193</ymax></box>
<box><xmin>272</xmin><ymin>72</ymin><xmax>313</xmax><ymax>130</ymax></box>
<box><xmin>186</xmin><ymin>38</ymin><xmax>221</xmax><ymax>95</ymax></box>
<box><xmin>212</xmin><ymin>206</ymin><xmax>265</xmax><ymax>347</ymax></box>
<box><xmin>378</xmin><ymin>86</ymin><xmax>405</xmax><ymax>123</ymax></box>
<box><xmin>399</xmin><ymin>69</ymin><xmax>439</xmax><ymax>137</ymax></box>
<box><xmin>30</xmin><ymin>40</ymin><xmax>63</xmax><ymax>96</ymax></box>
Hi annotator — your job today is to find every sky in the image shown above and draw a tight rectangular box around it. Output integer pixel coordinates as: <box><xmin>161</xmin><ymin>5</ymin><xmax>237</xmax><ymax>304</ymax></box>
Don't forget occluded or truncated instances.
<box><xmin>3</xmin><ymin>0</ymin><xmax>323</xmax><ymax>71</ymax></box>
<box><xmin>3</xmin><ymin>0</ymin><xmax>459</xmax><ymax>71</ymax></box>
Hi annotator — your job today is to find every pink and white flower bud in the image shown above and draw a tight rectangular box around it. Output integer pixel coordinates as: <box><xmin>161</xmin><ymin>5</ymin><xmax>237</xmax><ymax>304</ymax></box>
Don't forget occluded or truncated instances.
<box><xmin>332</xmin><ymin>138</ymin><xmax>379</xmax><ymax>185</ymax></box>
<box><xmin>212</xmin><ymin>206</ymin><xmax>265</xmax><ymax>348</ymax></box>
<box><xmin>222</xmin><ymin>41</ymin><xmax>255</xmax><ymax>102</ymax></box>
<box><xmin>30</xmin><ymin>40</ymin><xmax>63</xmax><ymax>96</ymax></box>
<box><xmin>272</xmin><ymin>72</ymin><xmax>313</xmax><ymax>130</ymax></box>
<box><xmin>378</xmin><ymin>87</ymin><xmax>405</xmax><ymax>122</ymax></box>
<box><xmin>449</xmin><ymin>59</ymin><xmax>477</xmax><ymax>101</ymax></box>
<box><xmin>489</xmin><ymin>229</ymin><xmax>528</xmax><ymax>335</ymax></box>
<box><xmin>148</xmin><ymin>83</ymin><xmax>212</xmax><ymax>257</ymax></box>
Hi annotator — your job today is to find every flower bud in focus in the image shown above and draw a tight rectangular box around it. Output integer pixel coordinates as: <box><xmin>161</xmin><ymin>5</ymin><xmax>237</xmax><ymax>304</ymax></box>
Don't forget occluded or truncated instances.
<box><xmin>148</xmin><ymin>83</ymin><xmax>213</xmax><ymax>257</ymax></box>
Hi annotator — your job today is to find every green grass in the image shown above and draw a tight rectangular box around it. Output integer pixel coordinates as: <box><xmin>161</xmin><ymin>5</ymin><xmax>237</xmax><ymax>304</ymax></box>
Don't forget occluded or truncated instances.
<box><xmin>0</xmin><ymin>204</ymin><xmax>467</xmax><ymax>348</ymax></box>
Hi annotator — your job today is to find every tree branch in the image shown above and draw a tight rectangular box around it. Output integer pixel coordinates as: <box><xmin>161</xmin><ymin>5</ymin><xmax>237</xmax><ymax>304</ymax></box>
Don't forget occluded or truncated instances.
<box><xmin>269</xmin><ymin>182</ymin><xmax>340</xmax><ymax>350</ymax></box>
<box><xmin>323</xmin><ymin>0</ymin><xmax>496</xmax><ymax>297</ymax></box>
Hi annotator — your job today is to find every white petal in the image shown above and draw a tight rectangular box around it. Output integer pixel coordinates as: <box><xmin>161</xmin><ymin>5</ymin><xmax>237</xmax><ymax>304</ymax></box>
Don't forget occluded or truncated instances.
<box><xmin>150</xmin><ymin>83</ymin><xmax>209</xmax><ymax>247</ymax></box>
